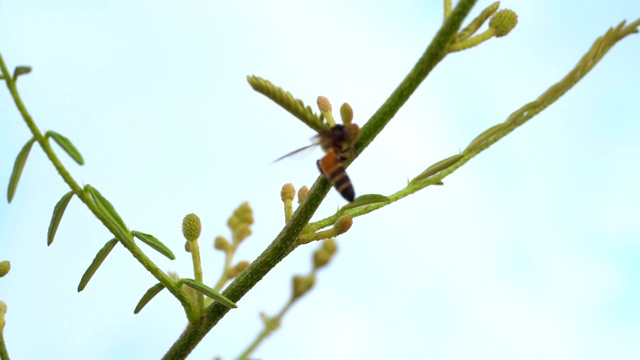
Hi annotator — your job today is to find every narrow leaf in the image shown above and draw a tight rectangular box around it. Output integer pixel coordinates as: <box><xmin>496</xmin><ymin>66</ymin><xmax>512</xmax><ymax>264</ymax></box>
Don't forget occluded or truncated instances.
<box><xmin>46</xmin><ymin>131</ymin><xmax>85</xmax><ymax>165</ymax></box>
<box><xmin>411</xmin><ymin>154</ymin><xmax>465</xmax><ymax>184</ymax></box>
<box><xmin>464</xmin><ymin>123</ymin><xmax>507</xmax><ymax>153</ymax></box>
<box><xmin>134</xmin><ymin>283</ymin><xmax>166</xmax><ymax>314</ymax></box>
<box><xmin>78</xmin><ymin>238</ymin><xmax>119</xmax><ymax>292</ymax></box>
<box><xmin>339</xmin><ymin>194</ymin><xmax>390</xmax><ymax>212</ymax></box>
<box><xmin>132</xmin><ymin>231</ymin><xmax>176</xmax><ymax>260</ymax></box>
<box><xmin>85</xmin><ymin>185</ymin><xmax>132</xmax><ymax>244</ymax></box>
<box><xmin>180</xmin><ymin>278</ymin><xmax>237</xmax><ymax>309</ymax></box>
<box><xmin>7</xmin><ymin>137</ymin><xmax>36</xmax><ymax>203</ymax></box>
<box><xmin>47</xmin><ymin>191</ymin><xmax>75</xmax><ymax>246</ymax></box>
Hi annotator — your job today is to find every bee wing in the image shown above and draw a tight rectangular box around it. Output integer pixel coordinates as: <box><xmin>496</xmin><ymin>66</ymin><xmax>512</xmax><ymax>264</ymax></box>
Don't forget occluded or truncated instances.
<box><xmin>273</xmin><ymin>144</ymin><xmax>319</xmax><ymax>162</ymax></box>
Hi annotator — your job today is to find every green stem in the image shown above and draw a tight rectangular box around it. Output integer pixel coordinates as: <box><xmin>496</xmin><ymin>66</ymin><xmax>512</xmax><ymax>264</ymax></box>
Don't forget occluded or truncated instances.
<box><xmin>212</xmin><ymin>242</ymin><xmax>237</xmax><ymax>292</ymax></box>
<box><xmin>162</xmin><ymin>1</ymin><xmax>477</xmax><ymax>358</ymax></box>
<box><xmin>189</xmin><ymin>240</ymin><xmax>205</xmax><ymax>311</ymax></box>
<box><xmin>0</xmin><ymin>54</ymin><xmax>199</xmax><ymax>322</ymax></box>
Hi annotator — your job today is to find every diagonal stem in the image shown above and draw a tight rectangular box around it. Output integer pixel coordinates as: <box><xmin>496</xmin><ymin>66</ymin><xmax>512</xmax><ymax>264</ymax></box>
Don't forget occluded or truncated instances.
<box><xmin>162</xmin><ymin>0</ymin><xmax>477</xmax><ymax>358</ymax></box>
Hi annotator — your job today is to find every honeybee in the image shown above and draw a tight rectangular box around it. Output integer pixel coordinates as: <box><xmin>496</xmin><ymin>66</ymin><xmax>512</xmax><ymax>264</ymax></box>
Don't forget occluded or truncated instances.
<box><xmin>276</xmin><ymin>124</ymin><xmax>360</xmax><ymax>202</ymax></box>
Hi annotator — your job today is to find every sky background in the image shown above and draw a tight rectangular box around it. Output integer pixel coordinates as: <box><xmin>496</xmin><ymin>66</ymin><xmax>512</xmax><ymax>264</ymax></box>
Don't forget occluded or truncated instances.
<box><xmin>1</xmin><ymin>1</ymin><xmax>640</xmax><ymax>359</ymax></box>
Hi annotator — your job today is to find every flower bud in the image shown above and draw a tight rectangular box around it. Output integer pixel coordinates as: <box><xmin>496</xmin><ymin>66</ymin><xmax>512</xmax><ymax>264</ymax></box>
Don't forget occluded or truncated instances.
<box><xmin>227</xmin><ymin>261</ymin><xmax>250</xmax><ymax>278</ymax></box>
<box><xmin>0</xmin><ymin>261</ymin><xmax>10</xmax><ymax>278</ymax></box>
<box><xmin>340</xmin><ymin>103</ymin><xmax>354</xmax><ymax>126</ymax></box>
<box><xmin>214</xmin><ymin>236</ymin><xmax>230</xmax><ymax>251</ymax></box>
<box><xmin>313</xmin><ymin>249</ymin><xmax>332</xmax><ymax>269</ymax></box>
<box><xmin>297</xmin><ymin>186</ymin><xmax>309</xmax><ymax>204</ymax></box>
<box><xmin>292</xmin><ymin>275</ymin><xmax>315</xmax><ymax>300</ymax></box>
<box><xmin>333</xmin><ymin>215</ymin><xmax>353</xmax><ymax>235</ymax></box>
<box><xmin>489</xmin><ymin>9</ymin><xmax>518</xmax><ymax>37</ymax></box>
<box><xmin>317</xmin><ymin>96</ymin><xmax>332</xmax><ymax>112</ymax></box>
<box><xmin>182</xmin><ymin>213</ymin><xmax>202</xmax><ymax>242</ymax></box>
<box><xmin>322</xmin><ymin>238</ymin><xmax>338</xmax><ymax>256</ymax></box>
<box><xmin>281</xmin><ymin>183</ymin><xmax>295</xmax><ymax>202</ymax></box>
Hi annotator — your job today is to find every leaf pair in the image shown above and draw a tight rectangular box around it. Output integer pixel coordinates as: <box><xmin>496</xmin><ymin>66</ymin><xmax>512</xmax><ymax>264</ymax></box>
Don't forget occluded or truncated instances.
<box><xmin>7</xmin><ymin>131</ymin><xmax>83</xmax><ymax>203</ymax></box>
<box><xmin>134</xmin><ymin>279</ymin><xmax>237</xmax><ymax>315</ymax></box>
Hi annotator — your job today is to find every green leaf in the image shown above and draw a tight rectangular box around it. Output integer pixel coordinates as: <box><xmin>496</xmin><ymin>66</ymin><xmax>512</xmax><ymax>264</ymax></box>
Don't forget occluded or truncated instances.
<box><xmin>85</xmin><ymin>185</ymin><xmax>132</xmax><ymax>244</ymax></box>
<box><xmin>464</xmin><ymin>123</ymin><xmax>507</xmax><ymax>152</ymax></box>
<box><xmin>46</xmin><ymin>131</ymin><xmax>85</xmax><ymax>165</ymax></box>
<box><xmin>180</xmin><ymin>279</ymin><xmax>237</xmax><ymax>309</ymax></box>
<box><xmin>339</xmin><ymin>194</ymin><xmax>390</xmax><ymax>212</ymax></box>
<box><xmin>47</xmin><ymin>191</ymin><xmax>75</xmax><ymax>246</ymax></box>
<box><xmin>131</xmin><ymin>231</ymin><xmax>175</xmax><ymax>260</ymax></box>
<box><xmin>411</xmin><ymin>153</ymin><xmax>465</xmax><ymax>184</ymax></box>
<box><xmin>134</xmin><ymin>283</ymin><xmax>165</xmax><ymax>314</ymax></box>
<box><xmin>78</xmin><ymin>238</ymin><xmax>119</xmax><ymax>292</ymax></box>
<box><xmin>12</xmin><ymin>66</ymin><xmax>32</xmax><ymax>81</ymax></box>
<box><xmin>7</xmin><ymin>137</ymin><xmax>36</xmax><ymax>203</ymax></box>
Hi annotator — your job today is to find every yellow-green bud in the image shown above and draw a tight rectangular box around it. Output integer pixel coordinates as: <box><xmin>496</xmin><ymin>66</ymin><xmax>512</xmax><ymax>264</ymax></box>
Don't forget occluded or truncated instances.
<box><xmin>233</xmin><ymin>225</ymin><xmax>252</xmax><ymax>243</ymax></box>
<box><xmin>184</xmin><ymin>241</ymin><xmax>191</xmax><ymax>253</ymax></box>
<box><xmin>182</xmin><ymin>213</ymin><xmax>202</xmax><ymax>242</ymax></box>
<box><xmin>489</xmin><ymin>9</ymin><xmax>518</xmax><ymax>37</ymax></box>
<box><xmin>317</xmin><ymin>96</ymin><xmax>332</xmax><ymax>112</ymax></box>
<box><xmin>281</xmin><ymin>183</ymin><xmax>295</xmax><ymax>202</ymax></box>
<box><xmin>333</xmin><ymin>215</ymin><xmax>353</xmax><ymax>235</ymax></box>
<box><xmin>297</xmin><ymin>186</ymin><xmax>309</xmax><ymax>204</ymax></box>
<box><xmin>0</xmin><ymin>261</ymin><xmax>10</xmax><ymax>278</ymax></box>
<box><xmin>228</xmin><ymin>202</ymin><xmax>254</xmax><ymax>228</ymax></box>
<box><xmin>292</xmin><ymin>275</ymin><xmax>315</xmax><ymax>300</ymax></box>
<box><xmin>214</xmin><ymin>236</ymin><xmax>230</xmax><ymax>251</ymax></box>
<box><xmin>227</xmin><ymin>260</ymin><xmax>250</xmax><ymax>278</ymax></box>
<box><xmin>340</xmin><ymin>103</ymin><xmax>353</xmax><ymax>126</ymax></box>
<box><xmin>322</xmin><ymin>238</ymin><xmax>338</xmax><ymax>256</ymax></box>
<box><xmin>313</xmin><ymin>249</ymin><xmax>332</xmax><ymax>269</ymax></box>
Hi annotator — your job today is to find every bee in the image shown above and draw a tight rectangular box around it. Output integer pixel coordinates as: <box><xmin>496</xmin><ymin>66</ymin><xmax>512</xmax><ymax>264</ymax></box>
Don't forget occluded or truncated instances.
<box><xmin>276</xmin><ymin>124</ymin><xmax>360</xmax><ymax>202</ymax></box>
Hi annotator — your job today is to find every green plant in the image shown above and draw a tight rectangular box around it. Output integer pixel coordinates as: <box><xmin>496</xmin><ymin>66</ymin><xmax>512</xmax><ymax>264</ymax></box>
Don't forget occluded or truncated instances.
<box><xmin>1</xmin><ymin>1</ymin><xmax>638</xmax><ymax>359</ymax></box>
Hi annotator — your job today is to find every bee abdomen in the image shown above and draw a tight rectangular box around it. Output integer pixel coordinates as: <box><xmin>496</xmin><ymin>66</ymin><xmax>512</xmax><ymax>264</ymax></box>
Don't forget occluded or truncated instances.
<box><xmin>317</xmin><ymin>152</ymin><xmax>355</xmax><ymax>202</ymax></box>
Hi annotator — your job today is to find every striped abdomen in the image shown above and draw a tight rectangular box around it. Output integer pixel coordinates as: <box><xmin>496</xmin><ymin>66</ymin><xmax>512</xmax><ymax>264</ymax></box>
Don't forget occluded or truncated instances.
<box><xmin>317</xmin><ymin>150</ymin><xmax>355</xmax><ymax>202</ymax></box>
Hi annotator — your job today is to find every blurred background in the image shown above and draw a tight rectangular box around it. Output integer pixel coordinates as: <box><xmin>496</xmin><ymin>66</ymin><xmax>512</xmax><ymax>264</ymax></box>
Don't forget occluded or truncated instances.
<box><xmin>1</xmin><ymin>1</ymin><xmax>639</xmax><ymax>359</ymax></box>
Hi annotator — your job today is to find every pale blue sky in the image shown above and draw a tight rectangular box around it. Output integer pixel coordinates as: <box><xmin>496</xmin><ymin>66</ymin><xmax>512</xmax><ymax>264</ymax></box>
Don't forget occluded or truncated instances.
<box><xmin>1</xmin><ymin>1</ymin><xmax>639</xmax><ymax>359</ymax></box>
